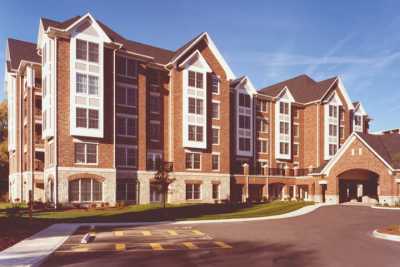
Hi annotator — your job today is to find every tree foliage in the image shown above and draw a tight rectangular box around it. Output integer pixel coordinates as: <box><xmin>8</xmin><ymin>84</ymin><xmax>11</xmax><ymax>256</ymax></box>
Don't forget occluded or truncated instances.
<box><xmin>0</xmin><ymin>100</ymin><xmax>8</xmax><ymax>180</ymax></box>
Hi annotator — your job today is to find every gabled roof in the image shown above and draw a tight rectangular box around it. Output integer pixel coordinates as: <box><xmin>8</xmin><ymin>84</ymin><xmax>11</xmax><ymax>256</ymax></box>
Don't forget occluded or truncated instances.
<box><xmin>6</xmin><ymin>38</ymin><xmax>41</xmax><ymax>71</ymax></box>
<box><xmin>258</xmin><ymin>74</ymin><xmax>337</xmax><ymax>104</ymax></box>
<box><xmin>230</xmin><ymin>76</ymin><xmax>246</xmax><ymax>88</ymax></box>
<box><xmin>358</xmin><ymin>133</ymin><xmax>400</xmax><ymax>169</ymax></box>
<box><xmin>169</xmin><ymin>32</ymin><xmax>206</xmax><ymax>64</ymax></box>
<box><xmin>40</xmin><ymin>15</ymin><xmax>175</xmax><ymax>65</ymax></box>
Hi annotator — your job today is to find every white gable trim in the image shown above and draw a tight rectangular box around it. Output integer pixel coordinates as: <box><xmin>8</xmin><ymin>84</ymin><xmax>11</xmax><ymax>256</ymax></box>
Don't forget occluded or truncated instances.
<box><xmin>234</xmin><ymin>76</ymin><xmax>257</xmax><ymax>95</ymax></box>
<box><xmin>276</xmin><ymin>86</ymin><xmax>295</xmax><ymax>102</ymax></box>
<box><xmin>320</xmin><ymin>77</ymin><xmax>354</xmax><ymax>109</ymax></box>
<box><xmin>319</xmin><ymin>132</ymin><xmax>394</xmax><ymax>176</ymax></box>
<box><xmin>67</xmin><ymin>13</ymin><xmax>112</xmax><ymax>43</ymax></box>
<box><xmin>354</xmin><ymin>102</ymin><xmax>367</xmax><ymax>116</ymax></box>
<box><xmin>178</xmin><ymin>50</ymin><xmax>212</xmax><ymax>73</ymax></box>
<box><xmin>170</xmin><ymin>32</ymin><xmax>235</xmax><ymax>80</ymax></box>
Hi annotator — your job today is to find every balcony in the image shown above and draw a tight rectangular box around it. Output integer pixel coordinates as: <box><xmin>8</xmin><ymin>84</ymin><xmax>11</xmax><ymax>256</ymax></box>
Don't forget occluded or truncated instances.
<box><xmin>233</xmin><ymin>165</ymin><xmax>317</xmax><ymax>177</ymax></box>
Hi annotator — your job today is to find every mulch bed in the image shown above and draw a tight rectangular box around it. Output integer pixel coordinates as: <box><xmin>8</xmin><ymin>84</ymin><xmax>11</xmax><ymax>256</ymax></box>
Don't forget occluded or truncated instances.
<box><xmin>377</xmin><ymin>225</ymin><xmax>400</xmax><ymax>236</ymax></box>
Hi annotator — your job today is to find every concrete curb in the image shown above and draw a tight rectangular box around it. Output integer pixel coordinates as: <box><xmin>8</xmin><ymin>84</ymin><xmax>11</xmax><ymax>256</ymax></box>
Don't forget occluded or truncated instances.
<box><xmin>371</xmin><ymin>205</ymin><xmax>400</xmax><ymax>210</ymax></box>
<box><xmin>372</xmin><ymin>230</ymin><xmax>400</xmax><ymax>242</ymax></box>
<box><xmin>0</xmin><ymin>203</ymin><xmax>324</xmax><ymax>266</ymax></box>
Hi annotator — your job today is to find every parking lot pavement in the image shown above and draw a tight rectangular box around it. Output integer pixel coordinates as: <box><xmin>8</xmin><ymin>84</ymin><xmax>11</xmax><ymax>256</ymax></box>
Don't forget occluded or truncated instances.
<box><xmin>52</xmin><ymin>225</ymin><xmax>233</xmax><ymax>254</ymax></box>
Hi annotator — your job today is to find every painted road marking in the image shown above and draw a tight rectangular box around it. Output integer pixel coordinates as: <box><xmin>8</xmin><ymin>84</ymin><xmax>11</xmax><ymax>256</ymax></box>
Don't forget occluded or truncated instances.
<box><xmin>192</xmin><ymin>230</ymin><xmax>205</xmax><ymax>236</ymax></box>
<box><xmin>142</xmin><ymin>230</ymin><xmax>152</xmax><ymax>236</ymax></box>
<box><xmin>115</xmin><ymin>243</ymin><xmax>126</xmax><ymax>251</ymax></box>
<box><xmin>183</xmin><ymin>242</ymin><xmax>199</xmax><ymax>250</ymax></box>
<box><xmin>214</xmin><ymin>241</ymin><xmax>232</xmax><ymax>249</ymax></box>
<box><xmin>89</xmin><ymin>231</ymin><xmax>96</xmax><ymax>237</ymax></box>
<box><xmin>72</xmin><ymin>246</ymin><xmax>89</xmax><ymax>252</ymax></box>
<box><xmin>150</xmin><ymin>243</ymin><xmax>164</xmax><ymax>250</ymax></box>
<box><xmin>167</xmin><ymin>230</ymin><xmax>178</xmax><ymax>236</ymax></box>
<box><xmin>114</xmin><ymin>231</ymin><xmax>124</xmax><ymax>237</ymax></box>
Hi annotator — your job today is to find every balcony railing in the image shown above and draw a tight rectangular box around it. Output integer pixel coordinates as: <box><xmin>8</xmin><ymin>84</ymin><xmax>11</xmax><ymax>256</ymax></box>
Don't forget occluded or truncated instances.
<box><xmin>233</xmin><ymin>165</ymin><xmax>318</xmax><ymax>177</ymax></box>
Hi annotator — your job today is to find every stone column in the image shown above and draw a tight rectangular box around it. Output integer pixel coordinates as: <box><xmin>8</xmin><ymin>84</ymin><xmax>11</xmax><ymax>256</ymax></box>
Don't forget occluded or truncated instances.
<box><xmin>281</xmin><ymin>184</ymin><xmax>288</xmax><ymax>200</ymax></box>
<box><xmin>299</xmin><ymin>186</ymin><xmax>303</xmax><ymax>200</ymax></box>
<box><xmin>284</xmin><ymin>164</ymin><xmax>290</xmax><ymax>176</ymax></box>
<box><xmin>292</xmin><ymin>185</ymin><xmax>298</xmax><ymax>200</ymax></box>
<box><xmin>243</xmin><ymin>163</ymin><xmax>249</xmax><ymax>203</ymax></box>
<box><xmin>263</xmin><ymin>163</ymin><xmax>269</xmax><ymax>200</ymax></box>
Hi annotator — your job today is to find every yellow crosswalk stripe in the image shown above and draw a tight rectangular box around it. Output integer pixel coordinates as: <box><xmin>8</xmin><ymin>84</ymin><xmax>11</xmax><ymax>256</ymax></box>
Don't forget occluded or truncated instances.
<box><xmin>115</xmin><ymin>243</ymin><xmax>126</xmax><ymax>251</ymax></box>
<box><xmin>72</xmin><ymin>246</ymin><xmax>89</xmax><ymax>252</ymax></box>
<box><xmin>183</xmin><ymin>242</ymin><xmax>199</xmax><ymax>250</ymax></box>
<box><xmin>114</xmin><ymin>231</ymin><xmax>124</xmax><ymax>237</ymax></box>
<box><xmin>150</xmin><ymin>243</ymin><xmax>164</xmax><ymax>250</ymax></box>
<box><xmin>192</xmin><ymin>230</ymin><xmax>205</xmax><ymax>236</ymax></box>
<box><xmin>167</xmin><ymin>230</ymin><xmax>178</xmax><ymax>236</ymax></box>
<box><xmin>142</xmin><ymin>230</ymin><xmax>152</xmax><ymax>236</ymax></box>
<box><xmin>89</xmin><ymin>231</ymin><xmax>96</xmax><ymax>237</ymax></box>
<box><xmin>214</xmin><ymin>241</ymin><xmax>232</xmax><ymax>249</ymax></box>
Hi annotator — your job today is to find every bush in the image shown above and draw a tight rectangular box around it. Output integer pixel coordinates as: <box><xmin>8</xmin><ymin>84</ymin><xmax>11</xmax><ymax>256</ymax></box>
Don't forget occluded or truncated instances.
<box><xmin>5</xmin><ymin>203</ymin><xmax>25</xmax><ymax>218</ymax></box>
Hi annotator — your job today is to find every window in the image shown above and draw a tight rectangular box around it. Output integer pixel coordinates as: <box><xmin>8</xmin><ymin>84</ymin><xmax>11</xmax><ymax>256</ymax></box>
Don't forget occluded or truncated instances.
<box><xmin>239</xmin><ymin>94</ymin><xmax>251</xmax><ymax>107</ymax></box>
<box><xmin>116</xmin><ymin>182</ymin><xmax>136</xmax><ymax>202</ymax></box>
<box><xmin>212</xmin><ymin>102</ymin><xmax>220</xmax><ymax>119</ymax></box>
<box><xmin>76</xmin><ymin>73</ymin><xmax>98</xmax><ymax>96</ymax></box>
<box><xmin>293</xmin><ymin>108</ymin><xmax>299</xmax><ymax>118</ymax></box>
<box><xmin>280</xmin><ymin>121</ymin><xmax>289</xmax><ymax>135</ymax></box>
<box><xmin>186</xmin><ymin>183</ymin><xmax>201</xmax><ymax>200</ymax></box>
<box><xmin>293</xmin><ymin>124</ymin><xmax>299</xmax><ymax>137</ymax></box>
<box><xmin>329</xmin><ymin>105</ymin><xmax>338</xmax><ymax>118</ymax></box>
<box><xmin>74</xmin><ymin>143</ymin><xmax>97</xmax><ymax>164</ymax></box>
<box><xmin>76</xmin><ymin>39</ymin><xmax>99</xmax><ymax>63</ymax></box>
<box><xmin>116</xmin><ymin>56</ymin><xmax>137</xmax><ymax>78</ymax></box>
<box><xmin>239</xmin><ymin>115</ymin><xmax>250</xmax><ymax>129</ymax></box>
<box><xmin>329</xmin><ymin>144</ymin><xmax>337</xmax><ymax>156</ymax></box>
<box><xmin>257</xmin><ymin>119</ymin><xmax>268</xmax><ymax>132</ymax></box>
<box><xmin>185</xmin><ymin>152</ymin><xmax>201</xmax><ymax>169</ymax></box>
<box><xmin>150</xmin><ymin>95</ymin><xmax>160</xmax><ymax>113</ymax></box>
<box><xmin>212</xmin><ymin>128</ymin><xmax>219</xmax><ymax>145</ymax></box>
<box><xmin>239</xmin><ymin>137</ymin><xmax>251</xmax><ymax>151</ymax></box>
<box><xmin>280</xmin><ymin>142</ymin><xmax>289</xmax><ymax>155</ymax></box>
<box><xmin>116</xmin><ymin>146</ymin><xmax>137</xmax><ymax>167</ymax></box>
<box><xmin>280</xmin><ymin>102</ymin><xmax>289</xmax><ymax>114</ymax></box>
<box><xmin>354</xmin><ymin>115</ymin><xmax>362</xmax><ymax>126</ymax></box>
<box><xmin>339</xmin><ymin>126</ymin><xmax>344</xmax><ymax>139</ymax></box>
<box><xmin>188</xmin><ymin>70</ymin><xmax>203</xmax><ymax>89</ymax></box>
<box><xmin>117</xmin><ymin>116</ymin><xmax>136</xmax><ymax>137</ymax></box>
<box><xmin>147</xmin><ymin>153</ymin><xmax>162</xmax><ymax>171</ymax></box>
<box><xmin>340</xmin><ymin>108</ymin><xmax>345</xmax><ymax>121</ymax></box>
<box><xmin>150</xmin><ymin>122</ymin><xmax>160</xmax><ymax>141</ymax></box>
<box><xmin>150</xmin><ymin>184</ymin><xmax>162</xmax><ymax>202</ymax></box>
<box><xmin>69</xmin><ymin>178</ymin><xmax>102</xmax><ymax>202</ymax></box>
<box><xmin>256</xmin><ymin>99</ymin><xmax>268</xmax><ymax>112</ymax></box>
<box><xmin>76</xmin><ymin>108</ymin><xmax>99</xmax><ymax>129</ymax></box>
<box><xmin>212</xmin><ymin>183</ymin><xmax>219</xmax><ymax>199</ymax></box>
<box><xmin>188</xmin><ymin>125</ymin><xmax>203</xmax><ymax>142</ymax></box>
<box><xmin>211</xmin><ymin>74</ymin><xmax>219</xmax><ymax>94</ymax></box>
<box><xmin>188</xmin><ymin>98</ymin><xmax>203</xmax><ymax>114</ymax></box>
<box><xmin>329</xmin><ymin>124</ymin><xmax>338</xmax><ymax>137</ymax></box>
<box><xmin>258</xmin><ymin>140</ymin><xmax>268</xmax><ymax>153</ymax></box>
<box><xmin>117</xmin><ymin>86</ymin><xmax>137</xmax><ymax>107</ymax></box>
<box><xmin>212</xmin><ymin>154</ymin><xmax>219</xmax><ymax>170</ymax></box>
<box><xmin>293</xmin><ymin>143</ymin><xmax>299</xmax><ymax>156</ymax></box>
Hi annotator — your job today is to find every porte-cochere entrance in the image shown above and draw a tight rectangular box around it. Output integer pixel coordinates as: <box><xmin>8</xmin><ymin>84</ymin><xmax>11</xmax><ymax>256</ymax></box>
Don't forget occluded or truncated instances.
<box><xmin>338</xmin><ymin>169</ymin><xmax>379</xmax><ymax>203</ymax></box>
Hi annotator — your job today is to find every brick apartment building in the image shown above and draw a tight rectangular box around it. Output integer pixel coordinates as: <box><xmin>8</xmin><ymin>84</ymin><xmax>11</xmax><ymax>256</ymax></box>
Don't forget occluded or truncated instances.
<box><xmin>4</xmin><ymin>13</ymin><xmax>400</xmax><ymax>206</ymax></box>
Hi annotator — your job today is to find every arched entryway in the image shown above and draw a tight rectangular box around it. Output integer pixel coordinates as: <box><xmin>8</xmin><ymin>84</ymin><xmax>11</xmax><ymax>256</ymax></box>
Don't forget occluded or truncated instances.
<box><xmin>338</xmin><ymin>169</ymin><xmax>379</xmax><ymax>203</ymax></box>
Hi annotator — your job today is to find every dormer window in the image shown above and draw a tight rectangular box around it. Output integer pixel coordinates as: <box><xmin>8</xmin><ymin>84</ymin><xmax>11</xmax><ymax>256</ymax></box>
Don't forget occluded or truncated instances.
<box><xmin>329</xmin><ymin>105</ymin><xmax>338</xmax><ymax>118</ymax></box>
<box><xmin>188</xmin><ymin>71</ymin><xmax>203</xmax><ymax>89</ymax></box>
<box><xmin>76</xmin><ymin>39</ymin><xmax>99</xmax><ymax>63</ymax></box>
<box><xmin>279</xmin><ymin>102</ymin><xmax>289</xmax><ymax>114</ymax></box>
<box><xmin>354</xmin><ymin>115</ymin><xmax>362</xmax><ymax>126</ymax></box>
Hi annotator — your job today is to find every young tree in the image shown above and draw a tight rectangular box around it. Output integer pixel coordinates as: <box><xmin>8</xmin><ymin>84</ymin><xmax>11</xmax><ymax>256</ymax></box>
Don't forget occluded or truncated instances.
<box><xmin>153</xmin><ymin>161</ymin><xmax>175</xmax><ymax>209</ymax></box>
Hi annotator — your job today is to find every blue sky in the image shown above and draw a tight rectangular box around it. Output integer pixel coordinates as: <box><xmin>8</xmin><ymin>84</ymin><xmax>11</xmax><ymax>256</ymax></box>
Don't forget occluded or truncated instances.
<box><xmin>0</xmin><ymin>0</ymin><xmax>399</xmax><ymax>131</ymax></box>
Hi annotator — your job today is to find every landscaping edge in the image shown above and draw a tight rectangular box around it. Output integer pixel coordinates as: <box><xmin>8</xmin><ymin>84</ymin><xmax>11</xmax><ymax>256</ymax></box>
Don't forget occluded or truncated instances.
<box><xmin>371</xmin><ymin>205</ymin><xmax>400</xmax><ymax>210</ymax></box>
<box><xmin>372</xmin><ymin>230</ymin><xmax>400</xmax><ymax>242</ymax></box>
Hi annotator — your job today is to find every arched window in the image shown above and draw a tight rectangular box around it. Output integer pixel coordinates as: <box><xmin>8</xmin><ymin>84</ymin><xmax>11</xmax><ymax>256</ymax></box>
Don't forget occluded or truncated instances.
<box><xmin>69</xmin><ymin>178</ymin><xmax>102</xmax><ymax>202</ymax></box>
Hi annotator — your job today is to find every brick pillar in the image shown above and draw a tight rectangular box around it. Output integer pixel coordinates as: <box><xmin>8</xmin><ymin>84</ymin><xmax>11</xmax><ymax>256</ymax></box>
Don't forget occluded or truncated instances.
<box><xmin>314</xmin><ymin>180</ymin><xmax>322</xmax><ymax>203</ymax></box>
<box><xmin>284</xmin><ymin>164</ymin><xmax>290</xmax><ymax>176</ymax></box>
<box><xmin>137</xmin><ymin>63</ymin><xmax>147</xmax><ymax>170</ymax></box>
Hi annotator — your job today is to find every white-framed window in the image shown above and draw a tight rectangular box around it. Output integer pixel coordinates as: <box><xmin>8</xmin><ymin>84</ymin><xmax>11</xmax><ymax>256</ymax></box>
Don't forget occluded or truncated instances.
<box><xmin>258</xmin><ymin>139</ymin><xmax>268</xmax><ymax>154</ymax></box>
<box><xmin>185</xmin><ymin>152</ymin><xmax>201</xmax><ymax>170</ymax></box>
<box><xmin>329</xmin><ymin>105</ymin><xmax>338</xmax><ymax>118</ymax></box>
<box><xmin>188</xmin><ymin>97</ymin><xmax>203</xmax><ymax>115</ymax></box>
<box><xmin>150</xmin><ymin>121</ymin><xmax>161</xmax><ymax>142</ymax></box>
<box><xmin>212</xmin><ymin>183</ymin><xmax>219</xmax><ymax>199</ymax></box>
<box><xmin>280</xmin><ymin>102</ymin><xmax>290</xmax><ymax>115</ymax></box>
<box><xmin>239</xmin><ymin>93</ymin><xmax>251</xmax><ymax>107</ymax></box>
<box><xmin>257</xmin><ymin>118</ymin><xmax>268</xmax><ymax>133</ymax></box>
<box><xmin>147</xmin><ymin>152</ymin><xmax>162</xmax><ymax>171</ymax></box>
<box><xmin>76</xmin><ymin>108</ymin><xmax>99</xmax><ymax>129</ymax></box>
<box><xmin>212</xmin><ymin>154</ymin><xmax>220</xmax><ymax>171</ymax></box>
<box><xmin>74</xmin><ymin>143</ymin><xmax>97</xmax><ymax>164</ymax></box>
<box><xmin>116</xmin><ymin>56</ymin><xmax>137</xmax><ymax>78</ymax></box>
<box><xmin>212</xmin><ymin>102</ymin><xmax>220</xmax><ymax>119</ymax></box>
<box><xmin>117</xmin><ymin>115</ymin><xmax>137</xmax><ymax>137</ymax></box>
<box><xmin>211</xmin><ymin>74</ymin><xmax>219</xmax><ymax>94</ymax></box>
<box><xmin>116</xmin><ymin>181</ymin><xmax>136</xmax><ymax>202</ymax></box>
<box><xmin>212</xmin><ymin>127</ymin><xmax>220</xmax><ymax>145</ymax></box>
<box><xmin>188</xmin><ymin>125</ymin><xmax>203</xmax><ymax>142</ymax></box>
<box><xmin>256</xmin><ymin>99</ymin><xmax>268</xmax><ymax>112</ymax></box>
<box><xmin>329</xmin><ymin>144</ymin><xmax>337</xmax><ymax>156</ymax></box>
<box><xmin>239</xmin><ymin>115</ymin><xmax>251</xmax><ymax>129</ymax></box>
<box><xmin>293</xmin><ymin>124</ymin><xmax>299</xmax><ymax>137</ymax></box>
<box><xmin>329</xmin><ymin>124</ymin><xmax>338</xmax><ymax>137</ymax></box>
<box><xmin>76</xmin><ymin>39</ymin><xmax>99</xmax><ymax>63</ymax></box>
<box><xmin>117</xmin><ymin>84</ymin><xmax>137</xmax><ymax>107</ymax></box>
<box><xmin>280</xmin><ymin>121</ymin><xmax>289</xmax><ymax>135</ymax></box>
<box><xmin>239</xmin><ymin>137</ymin><xmax>251</xmax><ymax>151</ymax></box>
<box><xmin>186</xmin><ymin>183</ymin><xmax>201</xmax><ymax>200</ymax></box>
<box><xmin>293</xmin><ymin>108</ymin><xmax>299</xmax><ymax>119</ymax></box>
<box><xmin>188</xmin><ymin>70</ymin><xmax>204</xmax><ymax>89</ymax></box>
<box><xmin>150</xmin><ymin>184</ymin><xmax>162</xmax><ymax>203</ymax></box>
<box><xmin>150</xmin><ymin>93</ymin><xmax>161</xmax><ymax>114</ymax></box>
<box><xmin>69</xmin><ymin>178</ymin><xmax>102</xmax><ymax>202</ymax></box>
<box><xmin>280</xmin><ymin>142</ymin><xmax>289</xmax><ymax>155</ymax></box>
<box><xmin>116</xmin><ymin>145</ymin><xmax>137</xmax><ymax>168</ymax></box>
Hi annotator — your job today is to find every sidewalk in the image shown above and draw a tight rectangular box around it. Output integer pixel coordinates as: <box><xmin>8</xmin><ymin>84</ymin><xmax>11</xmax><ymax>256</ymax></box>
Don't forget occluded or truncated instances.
<box><xmin>0</xmin><ymin>204</ymin><xmax>324</xmax><ymax>266</ymax></box>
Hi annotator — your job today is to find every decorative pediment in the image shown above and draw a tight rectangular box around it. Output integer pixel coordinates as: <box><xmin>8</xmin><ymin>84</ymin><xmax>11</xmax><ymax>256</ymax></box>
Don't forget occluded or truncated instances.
<box><xmin>277</xmin><ymin>86</ymin><xmax>295</xmax><ymax>102</ymax></box>
<box><xmin>179</xmin><ymin>50</ymin><xmax>212</xmax><ymax>72</ymax></box>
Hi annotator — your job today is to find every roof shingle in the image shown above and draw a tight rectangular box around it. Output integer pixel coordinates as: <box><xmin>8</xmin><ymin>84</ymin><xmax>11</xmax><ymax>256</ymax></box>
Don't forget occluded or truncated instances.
<box><xmin>7</xmin><ymin>38</ymin><xmax>41</xmax><ymax>71</ymax></box>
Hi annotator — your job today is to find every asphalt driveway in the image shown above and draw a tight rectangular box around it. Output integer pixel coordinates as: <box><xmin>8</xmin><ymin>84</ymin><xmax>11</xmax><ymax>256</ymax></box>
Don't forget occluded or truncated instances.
<box><xmin>41</xmin><ymin>205</ymin><xmax>400</xmax><ymax>267</ymax></box>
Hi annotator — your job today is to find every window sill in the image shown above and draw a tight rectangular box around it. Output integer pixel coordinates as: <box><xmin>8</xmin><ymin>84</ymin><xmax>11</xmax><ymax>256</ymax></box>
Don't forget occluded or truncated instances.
<box><xmin>117</xmin><ymin>134</ymin><xmax>137</xmax><ymax>138</ymax></box>
<box><xmin>117</xmin><ymin>104</ymin><xmax>137</xmax><ymax>108</ymax></box>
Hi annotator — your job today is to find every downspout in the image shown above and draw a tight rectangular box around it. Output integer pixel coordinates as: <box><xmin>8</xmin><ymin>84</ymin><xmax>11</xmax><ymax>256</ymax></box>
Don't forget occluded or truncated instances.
<box><xmin>30</xmin><ymin>64</ymin><xmax>34</xmax><ymax>203</ymax></box>
<box><xmin>19</xmin><ymin>75</ymin><xmax>23</xmax><ymax>201</ymax></box>
<box><xmin>168</xmin><ymin>69</ymin><xmax>173</xmax><ymax>163</ymax></box>
<box><xmin>54</xmin><ymin>37</ymin><xmax>58</xmax><ymax>209</ymax></box>
<box><xmin>316</xmin><ymin>103</ymin><xmax>320</xmax><ymax>167</ymax></box>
